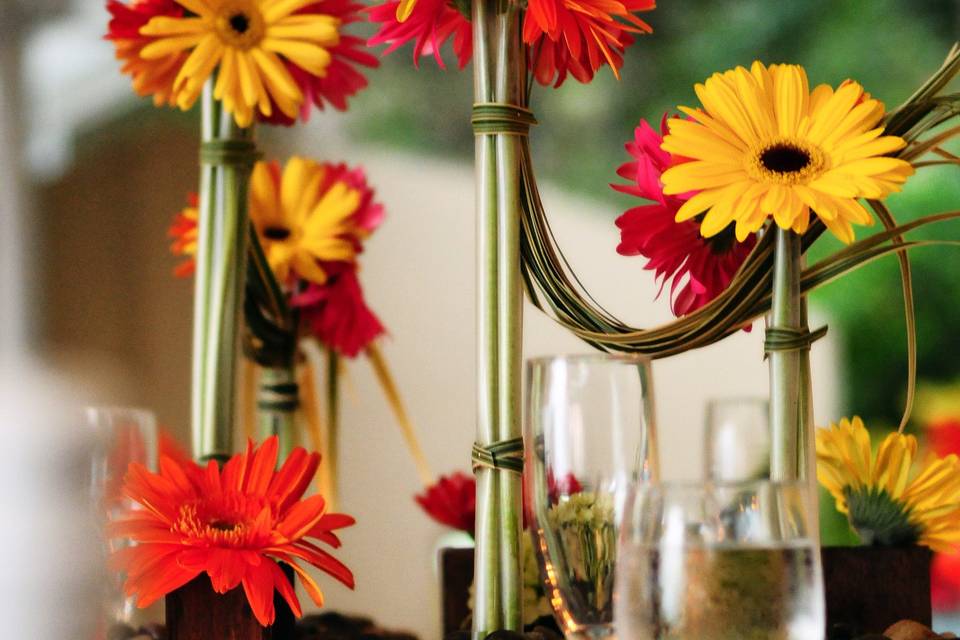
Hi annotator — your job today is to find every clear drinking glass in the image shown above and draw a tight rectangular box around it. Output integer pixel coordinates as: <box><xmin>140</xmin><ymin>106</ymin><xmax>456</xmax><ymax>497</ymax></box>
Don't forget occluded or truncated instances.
<box><xmin>525</xmin><ymin>353</ymin><xmax>658</xmax><ymax>639</ymax></box>
<box><xmin>86</xmin><ymin>407</ymin><xmax>158</xmax><ymax>624</ymax></box>
<box><xmin>703</xmin><ymin>397</ymin><xmax>770</xmax><ymax>482</ymax></box>
<box><xmin>615</xmin><ymin>481</ymin><xmax>825</xmax><ymax>640</ymax></box>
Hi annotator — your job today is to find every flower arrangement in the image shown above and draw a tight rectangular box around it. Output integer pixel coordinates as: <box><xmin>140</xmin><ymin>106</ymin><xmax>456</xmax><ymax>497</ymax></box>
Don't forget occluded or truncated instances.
<box><xmin>167</xmin><ymin>154</ymin><xmax>433</xmax><ymax>504</ymax></box>
<box><xmin>101</xmin><ymin>0</ymin><xmax>960</xmax><ymax>632</ymax></box>
<box><xmin>372</xmin><ymin>0</ymin><xmax>960</xmax><ymax>624</ymax></box>
<box><xmin>110</xmin><ymin>436</ymin><xmax>355</xmax><ymax>626</ymax></box>
<box><xmin>103</xmin><ymin>0</ymin><xmax>426</xmax><ymax>634</ymax></box>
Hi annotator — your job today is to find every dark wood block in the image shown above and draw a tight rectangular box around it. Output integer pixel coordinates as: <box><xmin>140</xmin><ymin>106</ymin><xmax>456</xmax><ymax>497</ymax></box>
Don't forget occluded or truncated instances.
<box><xmin>165</xmin><ymin>571</ymin><xmax>296</xmax><ymax>640</ymax></box>
<box><xmin>440</xmin><ymin>547</ymin><xmax>475</xmax><ymax>636</ymax></box>
<box><xmin>822</xmin><ymin>545</ymin><xmax>932</xmax><ymax>639</ymax></box>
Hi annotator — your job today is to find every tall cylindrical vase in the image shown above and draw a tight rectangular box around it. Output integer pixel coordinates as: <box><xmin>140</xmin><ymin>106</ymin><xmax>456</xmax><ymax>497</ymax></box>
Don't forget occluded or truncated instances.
<box><xmin>767</xmin><ymin>227</ymin><xmax>819</xmax><ymax>536</ymax></box>
<box><xmin>768</xmin><ymin>227</ymin><xmax>804</xmax><ymax>482</ymax></box>
<box><xmin>191</xmin><ymin>81</ymin><xmax>257</xmax><ymax>463</ymax></box>
<box><xmin>471</xmin><ymin>0</ymin><xmax>526</xmax><ymax>634</ymax></box>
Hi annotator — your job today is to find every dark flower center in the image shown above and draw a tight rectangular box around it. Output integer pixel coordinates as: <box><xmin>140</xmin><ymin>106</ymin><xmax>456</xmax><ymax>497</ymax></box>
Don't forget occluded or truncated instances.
<box><xmin>707</xmin><ymin>225</ymin><xmax>738</xmax><ymax>255</ymax></box>
<box><xmin>209</xmin><ymin>519</ymin><xmax>239</xmax><ymax>532</ymax></box>
<box><xmin>760</xmin><ymin>144</ymin><xmax>811</xmax><ymax>174</ymax></box>
<box><xmin>229</xmin><ymin>12</ymin><xmax>250</xmax><ymax>34</ymax></box>
<box><xmin>845</xmin><ymin>486</ymin><xmax>920</xmax><ymax>546</ymax></box>
<box><xmin>264</xmin><ymin>226</ymin><xmax>291</xmax><ymax>240</ymax></box>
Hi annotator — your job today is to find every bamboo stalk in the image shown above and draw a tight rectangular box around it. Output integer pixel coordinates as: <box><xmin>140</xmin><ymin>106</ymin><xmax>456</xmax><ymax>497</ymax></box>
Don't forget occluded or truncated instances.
<box><xmin>192</xmin><ymin>81</ymin><xmax>255</xmax><ymax>462</ymax></box>
<box><xmin>768</xmin><ymin>227</ymin><xmax>803</xmax><ymax>481</ymax></box>
<box><xmin>473</xmin><ymin>0</ymin><xmax>503</xmax><ymax>633</ymax></box>
<box><xmin>493</xmin><ymin>3</ymin><xmax>524</xmax><ymax>629</ymax></box>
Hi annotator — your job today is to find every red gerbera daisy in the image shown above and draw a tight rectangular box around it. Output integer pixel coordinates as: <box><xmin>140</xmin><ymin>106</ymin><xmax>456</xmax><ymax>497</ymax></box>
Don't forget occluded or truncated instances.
<box><xmin>414</xmin><ymin>471</ymin><xmax>476</xmax><ymax>535</ymax></box>
<box><xmin>168</xmin><ymin>193</ymin><xmax>198</xmax><ymax>278</ymax></box>
<box><xmin>928</xmin><ymin>418</ymin><xmax>960</xmax><ymax>458</ymax></box>
<box><xmin>612</xmin><ymin>116</ymin><xmax>756</xmax><ymax>317</ymax></box>
<box><xmin>109</xmin><ymin>437</ymin><xmax>355</xmax><ymax>627</ymax></box>
<box><xmin>105</xmin><ymin>0</ymin><xmax>186</xmax><ymax>106</ymax></box>
<box><xmin>261</xmin><ymin>0</ymin><xmax>380</xmax><ymax>125</ymax></box>
<box><xmin>292</xmin><ymin>268</ymin><xmax>387</xmax><ymax>358</ymax></box>
<box><xmin>368</xmin><ymin>0</ymin><xmax>472</xmax><ymax>70</ymax></box>
<box><xmin>524</xmin><ymin>0</ymin><xmax>653</xmax><ymax>86</ymax></box>
<box><xmin>933</xmin><ymin>551</ymin><xmax>960</xmax><ymax>611</ymax></box>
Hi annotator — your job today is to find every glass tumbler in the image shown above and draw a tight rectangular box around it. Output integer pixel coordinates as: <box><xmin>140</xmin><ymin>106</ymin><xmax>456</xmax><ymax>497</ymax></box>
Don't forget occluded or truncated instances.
<box><xmin>615</xmin><ymin>480</ymin><xmax>825</xmax><ymax>640</ymax></box>
<box><xmin>525</xmin><ymin>353</ymin><xmax>658</xmax><ymax>639</ymax></box>
<box><xmin>703</xmin><ymin>397</ymin><xmax>770</xmax><ymax>482</ymax></box>
<box><xmin>86</xmin><ymin>406</ymin><xmax>158</xmax><ymax>625</ymax></box>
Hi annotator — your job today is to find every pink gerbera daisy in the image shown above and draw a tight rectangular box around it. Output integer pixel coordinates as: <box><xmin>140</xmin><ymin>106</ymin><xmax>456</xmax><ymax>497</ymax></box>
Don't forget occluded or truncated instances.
<box><xmin>367</xmin><ymin>0</ymin><xmax>472</xmax><ymax>70</ymax></box>
<box><xmin>613</xmin><ymin>115</ymin><xmax>756</xmax><ymax>317</ymax></box>
<box><xmin>293</xmin><ymin>267</ymin><xmax>386</xmax><ymax>358</ymax></box>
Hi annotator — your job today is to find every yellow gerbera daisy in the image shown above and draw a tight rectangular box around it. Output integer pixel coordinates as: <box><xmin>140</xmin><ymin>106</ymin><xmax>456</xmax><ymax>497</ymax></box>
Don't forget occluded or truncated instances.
<box><xmin>249</xmin><ymin>156</ymin><xmax>362</xmax><ymax>285</ymax></box>
<box><xmin>660</xmin><ymin>62</ymin><xmax>915</xmax><ymax>244</ymax></box>
<box><xmin>817</xmin><ymin>416</ymin><xmax>960</xmax><ymax>551</ymax></box>
<box><xmin>140</xmin><ymin>0</ymin><xmax>341</xmax><ymax>127</ymax></box>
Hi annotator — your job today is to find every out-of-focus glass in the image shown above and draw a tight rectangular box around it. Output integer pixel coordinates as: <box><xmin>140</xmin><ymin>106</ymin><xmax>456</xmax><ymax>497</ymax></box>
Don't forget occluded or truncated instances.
<box><xmin>525</xmin><ymin>353</ymin><xmax>658</xmax><ymax>639</ymax></box>
<box><xmin>704</xmin><ymin>397</ymin><xmax>770</xmax><ymax>482</ymax></box>
<box><xmin>615</xmin><ymin>481</ymin><xmax>825</xmax><ymax>640</ymax></box>
<box><xmin>86</xmin><ymin>406</ymin><xmax>157</xmax><ymax>625</ymax></box>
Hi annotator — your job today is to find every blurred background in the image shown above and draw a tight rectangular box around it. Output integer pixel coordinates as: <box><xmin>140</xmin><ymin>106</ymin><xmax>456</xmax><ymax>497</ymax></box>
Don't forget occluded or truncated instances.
<box><xmin>2</xmin><ymin>0</ymin><xmax>959</xmax><ymax>637</ymax></box>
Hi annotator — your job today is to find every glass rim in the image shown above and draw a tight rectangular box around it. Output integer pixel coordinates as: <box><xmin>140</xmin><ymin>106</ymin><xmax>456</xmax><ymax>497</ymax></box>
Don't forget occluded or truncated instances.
<box><xmin>632</xmin><ymin>478</ymin><xmax>813</xmax><ymax>493</ymax></box>
<box><xmin>526</xmin><ymin>352</ymin><xmax>652</xmax><ymax>369</ymax></box>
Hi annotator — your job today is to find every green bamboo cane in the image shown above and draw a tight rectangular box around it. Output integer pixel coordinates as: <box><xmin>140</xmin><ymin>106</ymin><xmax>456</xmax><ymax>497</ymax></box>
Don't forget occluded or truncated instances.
<box><xmin>768</xmin><ymin>227</ymin><xmax>804</xmax><ymax>482</ymax></box>
<box><xmin>473</xmin><ymin>0</ymin><xmax>503</xmax><ymax>632</ymax></box>
<box><xmin>492</xmin><ymin>5</ymin><xmax>524</xmax><ymax>630</ymax></box>
<box><xmin>192</xmin><ymin>79</ymin><xmax>257</xmax><ymax>462</ymax></box>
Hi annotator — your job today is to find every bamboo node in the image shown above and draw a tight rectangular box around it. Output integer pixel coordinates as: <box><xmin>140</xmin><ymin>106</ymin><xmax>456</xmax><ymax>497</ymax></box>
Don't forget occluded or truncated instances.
<box><xmin>471</xmin><ymin>102</ymin><xmax>537</xmax><ymax>136</ymax></box>
<box><xmin>764</xmin><ymin>325</ymin><xmax>829</xmax><ymax>356</ymax></box>
<box><xmin>257</xmin><ymin>380</ymin><xmax>299</xmax><ymax>412</ymax></box>
<box><xmin>472</xmin><ymin>437</ymin><xmax>524</xmax><ymax>474</ymax></box>
<box><xmin>200</xmin><ymin>139</ymin><xmax>262</xmax><ymax>167</ymax></box>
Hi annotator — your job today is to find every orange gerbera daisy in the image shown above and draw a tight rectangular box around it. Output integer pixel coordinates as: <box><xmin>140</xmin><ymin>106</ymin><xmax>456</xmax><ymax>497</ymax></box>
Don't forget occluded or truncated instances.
<box><xmin>139</xmin><ymin>0</ymin><xmax>341</xmax><ymax>127</ymax></box>
<box><xmin>523</xmin><ymin>0</ymin><xmax>654</xmax><ymax>84</ymax></box>
<box><xmin>109</xmin><ymin>436</ymin><xmax>355</xmax><ymax>626</ymax></box>
<box><xmin>249</xmin><ymin>156</ymin><xmax>368</xmax><ymax>285</ymax></box>
<box><xmin>168</xmin><ymin>193</ymin><xmax>199</xmax><ymax>277</ymax></box>
<box><xmin>106</xmin><ymin>0</ymin><xmax>187</xmax><ymax>106</ymax></box>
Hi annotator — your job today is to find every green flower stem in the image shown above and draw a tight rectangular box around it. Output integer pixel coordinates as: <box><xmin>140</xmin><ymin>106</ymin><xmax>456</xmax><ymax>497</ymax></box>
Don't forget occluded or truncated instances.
<box><xmin>257</xmin><ymin>364</ymin><xmax>298</xmax><ymax>461</ymax></box>
<box><xmin>798</xmin><ymin>297</ymin><xmax>820</xmax><ymax>540</ymax></box>
<box><xmin>768</xmin><ymin>226</ymin><xmax>813</xmax><ymax>485</ymax></box>
<box><xmin>472</xmin><ymin>0</ymin><xmax>525</xmax><ymax>633</ymax></box>
<box><xmin>192</xmin><ymin>81</ymin><xmax>256</xmax><ymax>462</ymax></box>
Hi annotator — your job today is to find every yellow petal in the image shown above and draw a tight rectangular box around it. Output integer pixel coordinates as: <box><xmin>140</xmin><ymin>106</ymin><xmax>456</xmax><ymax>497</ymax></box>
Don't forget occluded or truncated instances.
<box><xmin>396</xmin><ymin>0</ymin><xmax>418</xmax><ymax>21</ymax></box>
<box><xmin>774</xmin><ymin>64</ymin><xmax>808</xmax><ymax>137</ymax></box>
